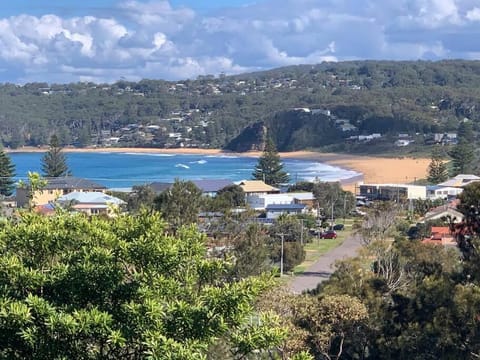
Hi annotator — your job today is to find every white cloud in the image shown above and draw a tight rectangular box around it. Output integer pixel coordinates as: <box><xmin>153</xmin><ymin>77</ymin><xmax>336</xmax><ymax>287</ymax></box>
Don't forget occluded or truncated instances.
<box><xmin>466</xmin><ymin>7</ymin><xmax>480</xmax><ymax>21</ymax></box>
<box><xmin>0</xmin><ymin>0</ymin><xmax>479</xmax><ymax>83</ymax></box>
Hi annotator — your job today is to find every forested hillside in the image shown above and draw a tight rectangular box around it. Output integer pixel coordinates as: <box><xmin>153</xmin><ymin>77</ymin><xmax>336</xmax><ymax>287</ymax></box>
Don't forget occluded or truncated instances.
<box><xmin>1</xmin><ymin>60</ymin><xmax>480</xmax><ymax>152</ymax></box>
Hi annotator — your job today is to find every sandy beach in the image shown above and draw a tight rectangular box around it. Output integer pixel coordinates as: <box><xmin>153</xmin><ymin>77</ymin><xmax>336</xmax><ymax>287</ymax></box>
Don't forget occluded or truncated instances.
<box><xmin>7</xmin><ymin>146</ymin><xmax>430</xmax><ymax>190</ymax></box>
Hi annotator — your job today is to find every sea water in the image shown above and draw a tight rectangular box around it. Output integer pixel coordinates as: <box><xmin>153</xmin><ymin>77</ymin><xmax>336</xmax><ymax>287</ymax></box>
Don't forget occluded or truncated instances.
<box><xmin>10</xmin><ymin>152</ymin><xmax>360</xmax><ymax>188</ymax></box>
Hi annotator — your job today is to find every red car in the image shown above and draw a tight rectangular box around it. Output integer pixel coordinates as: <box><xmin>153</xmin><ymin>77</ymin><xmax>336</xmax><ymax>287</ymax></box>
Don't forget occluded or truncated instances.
<box><xmin>320</xmin><ymin>230</ymin><xmax>337</xmax><ymax>239</ymax></box>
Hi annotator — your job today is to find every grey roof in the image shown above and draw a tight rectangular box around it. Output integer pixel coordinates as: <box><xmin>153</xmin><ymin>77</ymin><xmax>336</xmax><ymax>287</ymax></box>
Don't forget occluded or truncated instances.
<box><xmin>149</xmin><ymin>182</ymin><xmax>173</xmax><ymax>193</ymax></box>
<box><xmin>43</xmin><ymin>177</ymin><xmax>106</xmax><ymax>190</ymax></box>
<box><xmin>266</xmin><ymin>204</ymin><xmax>306</xmax><ymax>211</ymax></box>
<box><xmin>149</xmin><ymin>179</ymin><xmax>233</xmax><ymax>194</ymax></box>
<box><xmin>191</xmin><ymin>179</ymin><xmax>233</xmax><ymax>193</ymax></box>
<box><xmin>57</xmin><ymin>191</ymin><xmax>125</xmax><ymax>205</ymax></box>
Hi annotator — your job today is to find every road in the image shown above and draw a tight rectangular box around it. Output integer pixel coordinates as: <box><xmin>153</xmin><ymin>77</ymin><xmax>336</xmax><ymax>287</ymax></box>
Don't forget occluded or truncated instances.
<box><xmin>289</xmin><ymin>234</ymin><xmax>363</xmax><ymax>294</ymax></box>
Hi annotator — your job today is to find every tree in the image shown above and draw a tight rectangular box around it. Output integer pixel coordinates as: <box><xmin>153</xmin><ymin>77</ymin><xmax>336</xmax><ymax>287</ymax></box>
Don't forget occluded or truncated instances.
<box><xmin>127</xmin><ymin>184</ymin><xmax>157</xmax><ymax>213</ymax></box>
<box><xmin>0</xmin><ymin>210</ymin><xmax>284</xmax><ymax>359</ymax></box>
<box><xmin>313</xmin><ymin>182</ymin><xmax>355</xmax><ymax>220</ymax></box>
<box><xmin>252</xmin><ymin>138</ymin><xmax>289</xmax><ymax>186</ymax></box>
<box><xmin>216</xmin><ymin>184</ymin><xmax>245</xmax><ymax>208</ymax></box>
<box><xmin>41</xmin><ymin>134</ymin><xmax>69</xmax><ymax>177</ymax></box>
<box><xmin>0</xmin><ymin>148</ymin><xmax>15</xmax><ymax>197</ymax></box>
<box><xmin>449</xmin><ymin>140</ymin><xmax>475</xmax><ymax>176</ymax></box>
<box><xmin>427</xmin><ymin>145</ymin><xmax>448</xmax><ymax>183</ymax></box>
<box><xmin>154</xmin><ymin>179</ymin><xmax>203</xmax><ymax>229</ymax></box>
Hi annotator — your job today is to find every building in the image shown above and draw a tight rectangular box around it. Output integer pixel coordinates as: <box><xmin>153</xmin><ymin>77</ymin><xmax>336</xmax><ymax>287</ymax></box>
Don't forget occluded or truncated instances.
<box><xmin>426</xmin><ymin>186</ymin><xmax>463</xmax><ymax>200</ymax></box>
<box><xmin>191</xmin><ymin>179</ymin><xmax>233</xmax><ymax>197</ymax></box>
<box><xmin>437</xmin><ymin>174</ymin><xmax>480</xmax><ymax>188</ymax></box>
<box><xmin>266</xmin><ymin>203</ymin><xmax>306</xmax><ymax>219</ymax></box>
<box><xmin>16</xmin><ymin>177</ymin><xmax>107</xmax><ymax>208</ymax></box>
<box><xmin>149</xmin><ymin>179</ymin><xmax>233</xmax><ymax>197</ymax></box>
<box><xmin>247</xmin><ymin>191</ymin><xmax>316</xmax><ymax>212</ymax></box>
<box><xmin>422</xmin><ymin>226</ymin><xmax>456</xmax><ymax>247</ymax></box>
<box><xmin>56</xmin><ymin>191</ymin><xmax>125</xmax><ymax>216</ymax></box>
<box><xmin>359</xmin><ymin>183</ymin><xmax>427</xmax><ymax>201</ymax></box>
<box><xmin>238</xmin><ymin>180</ymin><xmax>280</xmax><ymax>198</ymax></box>
<box><xmin>423</xmin><ymin>204</ymin><xmax>464</xmax><ymax>224</ymax></box>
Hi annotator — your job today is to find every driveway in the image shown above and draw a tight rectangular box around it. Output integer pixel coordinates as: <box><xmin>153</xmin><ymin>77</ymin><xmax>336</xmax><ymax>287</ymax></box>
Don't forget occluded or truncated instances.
<box><xmin>289</xmin><ymin>234</ymin><xmax>363</xmax><ymax>294</ymax></box>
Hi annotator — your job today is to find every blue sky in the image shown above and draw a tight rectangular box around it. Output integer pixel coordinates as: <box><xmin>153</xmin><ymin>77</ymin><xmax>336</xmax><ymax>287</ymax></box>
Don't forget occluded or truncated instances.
<box><xmin>0</xmin><ymin>0</ymin><xmax>480</xmax><ymax>84</ymax></box>
<box><xmin>0</xmin><ymin>0</ymin><xmax>254</xmax><ymax>17</ymax></box>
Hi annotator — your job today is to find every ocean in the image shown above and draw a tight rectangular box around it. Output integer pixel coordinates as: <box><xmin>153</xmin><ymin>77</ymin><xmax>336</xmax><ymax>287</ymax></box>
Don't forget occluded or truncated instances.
<box><xmin>10</xmin><ymin>152</ymin><xmax>360</xmax><ymax>189</ymax></box>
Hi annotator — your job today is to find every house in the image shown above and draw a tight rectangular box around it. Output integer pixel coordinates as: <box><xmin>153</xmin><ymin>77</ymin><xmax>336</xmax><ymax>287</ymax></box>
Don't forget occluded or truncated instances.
<box><xmin>56</xmin><ymin>191</ymin><xmax>125</xmax><ymax>216</ymax></box>
<box><xmin>247</xmin><ymin>193</ymin><xmax>297</xmax><ymax>210</ymax></box>
<box><xmin>422</xmin><ymin>226</ymin><xmax>456</xmax><ymax>247</ymax></box>
<box><xmin>437</xmin><ymin>174</ymin><xmax>480</xmax><ymax>188</ymax></box>
<box><xmin>149</xmin><ymin>179</ymin><xmax>233</xmax><ymax>197</ymax></box>
<box><xmin>423</xmin><ymin>204</ymin><xmax>464</xmax><ymax>224</ymax></box>
<box><xmin>16</xmin><ymin>177</ymin><xmax>107</xmax><ymax>208</ymax></box>
<box><xmin>191</xmin><ymin>179</ymin><xmax>233</xmax><ymax>197</ymax></box>
<box><xmin>426</xmin><ymin>186</ymin><xmax>463</xmax><ymax>200</ymax></box>
<box><xmin>359</xmin><ymin>183</ymin><xmax>427</xmax><ymax>201</ymax></box>
<box><xmin>238</xmin><ymin>180</ymin><xmax>280</xmax><ymax>198</ymax></box>
<box><xmin>266</xmin><ymin>203</ymin><xmax>306</xmax><ymax>219</ymax></box>
<box><xmin>149</xmin><ymin>182</ymin><xmax>173</xmax><ymax>193</ymax></box>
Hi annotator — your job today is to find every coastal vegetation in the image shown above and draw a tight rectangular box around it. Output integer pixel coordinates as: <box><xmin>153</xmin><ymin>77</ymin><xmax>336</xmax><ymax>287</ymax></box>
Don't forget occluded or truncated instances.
<box><xmin>0</xmin><ymin>60</ymin><xmax>479</xmax><ymax>158</ymax></box>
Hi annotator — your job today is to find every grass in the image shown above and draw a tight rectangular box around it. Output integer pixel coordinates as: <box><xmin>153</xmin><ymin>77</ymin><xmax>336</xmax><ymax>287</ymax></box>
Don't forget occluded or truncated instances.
<box><xmin>292</xmin><ymin>218</ymin><xmax>355</xmax><ymax>275</ymax></box>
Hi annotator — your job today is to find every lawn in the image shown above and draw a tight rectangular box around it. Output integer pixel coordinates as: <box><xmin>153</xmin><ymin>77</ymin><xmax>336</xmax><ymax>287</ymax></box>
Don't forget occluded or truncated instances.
<box><xmin>293</xmin><ymin>219</ymin><xmax>355</xmax><ymax>275</ymax></box>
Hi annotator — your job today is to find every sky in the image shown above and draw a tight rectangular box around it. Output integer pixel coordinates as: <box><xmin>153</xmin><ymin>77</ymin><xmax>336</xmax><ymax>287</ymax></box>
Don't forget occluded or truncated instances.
<box><xmin>1</xmin><ymin>0</ymin><xmax>480</xmax><ymax>84</ymax></box>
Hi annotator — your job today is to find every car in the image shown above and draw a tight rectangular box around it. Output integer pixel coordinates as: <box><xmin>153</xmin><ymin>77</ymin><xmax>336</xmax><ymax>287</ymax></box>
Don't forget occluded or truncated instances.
<box><xmin>332</xmin><ymin>224</ymin><xmax>344</xmax><ymax>231</ymax></box>
<box><xmin>320</xmin><ymin>230</ymin><xmax>337</xmax><ymax>239</ymax></box>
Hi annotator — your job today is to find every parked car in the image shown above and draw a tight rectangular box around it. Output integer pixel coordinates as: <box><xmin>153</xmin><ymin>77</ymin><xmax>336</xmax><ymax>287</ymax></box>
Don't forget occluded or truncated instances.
<box><xmin>320</xmin><ymin>230</ymin><xmax>337</xmax><ymax>239</ymax></box>
<box><xmin>332</xmin><ymin>224</ymin><xmax>344</xmax><ymax>231</ymax></box>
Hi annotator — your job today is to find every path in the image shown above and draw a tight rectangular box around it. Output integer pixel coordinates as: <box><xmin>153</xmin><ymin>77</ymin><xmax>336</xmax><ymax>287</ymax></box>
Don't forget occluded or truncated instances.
<box><xmin>289</xmin><ymin>234</ymin><xmax>363</xmax><ymax>293</ymax></box>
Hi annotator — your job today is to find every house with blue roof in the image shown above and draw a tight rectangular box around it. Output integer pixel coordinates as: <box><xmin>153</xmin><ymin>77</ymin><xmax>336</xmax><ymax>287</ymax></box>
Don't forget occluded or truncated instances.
<box><xmin>266</xmin><ymin>203</ymin><xmax>306</xmax><ymax>219</ymax></box>
<box><xmin>56</xmin><ymin>191</ymin><xmax>125</xmax><ymax>216</ymax></box>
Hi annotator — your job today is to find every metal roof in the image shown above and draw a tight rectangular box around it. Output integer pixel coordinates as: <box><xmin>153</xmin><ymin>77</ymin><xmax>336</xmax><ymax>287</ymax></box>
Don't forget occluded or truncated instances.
<box><xmin>266</xmin><ymin>203</ymin><xmax>306</xmax><ymax>211</ymax></box>
<box><xmin>43</xmin><ymin>177</ymin><xmax>106</xmax><ymax>190</ymax></box>
<box><xmin>57</xmin><ymin>191</ymin><xmax>125</xmax><ymax>205</ymax></box>
<box><xmin>191</xmin><ymin>179</ymin><xmax>233</xmax><ymax>193</ymax></box>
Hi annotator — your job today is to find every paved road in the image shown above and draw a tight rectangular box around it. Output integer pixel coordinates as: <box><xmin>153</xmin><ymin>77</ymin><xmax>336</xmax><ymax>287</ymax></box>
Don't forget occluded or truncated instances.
<box><xmin>289</xmin><ymin>234</ymin><xmax>363</xmax><ymax>294</ymax></box>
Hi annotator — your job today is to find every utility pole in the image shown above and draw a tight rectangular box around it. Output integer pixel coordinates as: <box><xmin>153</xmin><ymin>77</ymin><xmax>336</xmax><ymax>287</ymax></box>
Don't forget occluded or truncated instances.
<box><xmin>331</xmin><ymin>202</ymin><xmax>334</xmax><ymax>227</ymax></box>
<box><xmin>299</xmin><ymin>218</ymin><xmax>304</xmax><ymax>245</ymax></box>
<box><xmin>276</xmin><ymin>233</ymin><xmax>286</xmax><ymax>276</ymax></box>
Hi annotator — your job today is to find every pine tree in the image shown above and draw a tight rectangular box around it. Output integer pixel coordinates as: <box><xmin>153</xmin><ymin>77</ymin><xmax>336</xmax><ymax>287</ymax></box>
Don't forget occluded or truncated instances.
<box><xmin>41</xmin><ymin>134</ymin><xmax>69</xmax><ymax>177</ymax></box>
<box><xmin>449</xmin><ymin>140</ymin><xmax>475</xmax><ymax>176</ymax></box>
<box><xmin>252</xmin><ymin>138</ymin><xmax>289</xmax><ymax>186</ymax></box>
<box><xmin>427</xmin><ymin>146</ymin><xmax>448</xmax><ymax>184</ymax></box>
<box><xmin>0</xmin><ymin>148</ymin><xmax>15</xmax><ymax>197</ymax></box>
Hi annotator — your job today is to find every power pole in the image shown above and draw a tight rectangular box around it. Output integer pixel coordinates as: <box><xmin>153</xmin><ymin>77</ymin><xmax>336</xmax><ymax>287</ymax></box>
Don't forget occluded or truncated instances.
<box><xmin>299</xmin><ymin>218</ymin><xmax>304</xmax><ymax>245</ymax></box>
<box><xmin>276</xmin><ymin>233</ymin><xmax>286</xmax><ymax>276</ymax></box>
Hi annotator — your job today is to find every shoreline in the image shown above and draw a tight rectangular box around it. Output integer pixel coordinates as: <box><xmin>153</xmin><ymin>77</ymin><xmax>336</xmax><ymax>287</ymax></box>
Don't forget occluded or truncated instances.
<box><xmin>7</xmin><ymin>146</ymin><xmax>430</xmax><ymax>189</ymax></box>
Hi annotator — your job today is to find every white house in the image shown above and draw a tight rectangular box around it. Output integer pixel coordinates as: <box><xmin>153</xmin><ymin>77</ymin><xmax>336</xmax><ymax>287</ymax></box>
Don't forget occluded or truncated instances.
<box><xmin>247</xmin><ymin>192</ymin><xmax>316</xmax><ymax>210</ymax></box>
<box><xmin>426</xmin><ymin>186</ymin><xmax>463</xmax><ymax>200</ymax></box>
<box><xmin>266</xmin><ymin>204</ymin><xmax>306</xmax><ymax>219</ymax></box>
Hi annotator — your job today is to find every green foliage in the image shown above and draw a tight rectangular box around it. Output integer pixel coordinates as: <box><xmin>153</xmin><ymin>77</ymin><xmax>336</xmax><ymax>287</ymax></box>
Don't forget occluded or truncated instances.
<box><xmin>0</xmin><ymin>211</ymin><xmax>279</xmax><ymax>359</ymax></box>
<box><xmin>449</xmin><ymin>139</ymin><xmax>475</xmax><ymax>176</ymax></box>
<box><xmin>215</xmin><ymin>185</ymin><xmax>245</xmax><ymax>208</ymax></box>
<box><xmin>313</xmin><ymin>182</ymin><xmax>355</xmax><ymax>219</ymax></box>
<box><xmin>427</xmin><ymin>145</ymin><xmax>448</xmax><ymax>183</ymax></box>
<box><xmin>252</xmin><ymin>138</ymin><xmax>289</xmax><ymax>186</ymax></box>
<box><xmin>154</xmin><ymin>180</ymin><xmax>203</xmax><ymax>229</ymax></box>
<box><xmin>231</xmin><ymin>224</ymin><xmax>272</xmax><ymax>279</ymax></box>
<box><xmin>0</xmin><ymin>148</ymin><xmax>15</xmax><ymax>197</ymax></box>
<box><xmin>17</xmin><ymin>172</ymin><xmax>48</xmax><ymax>208</ymax></box>
<box><xmin>41</xmin><ymin>134</ymin><xmax>70</xmax><ymax>177</ymax></box>
<box><xmin>127</xmin><ymin>184</ymin><xmax>157</xmax><ymax>213</ymax></box>
<box><xmin>458</xmin><ymin>181</ymin><xmax>480</xmax><ymax>214</ymax></box>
